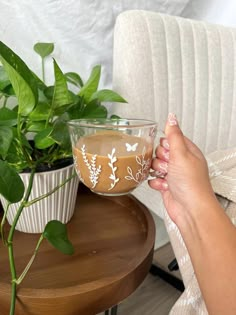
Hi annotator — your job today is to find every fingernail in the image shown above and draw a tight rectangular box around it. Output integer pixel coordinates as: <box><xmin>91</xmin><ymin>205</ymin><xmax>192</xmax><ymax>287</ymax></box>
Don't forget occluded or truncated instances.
<box><xmin>162</xmin><ymin>182</ymin><xmax>169</xmax><ymax>189</ymax></box>
<box><xmin>159</xmin><ymin>162</ymin><xmax>168</xmax><ymax>173</ymax></box>
<box><xmin>163</xmin><ymin>151</ymin><xmax>170</xmax><ymax>161</ymax></box>
<box><xmin>168</xmin><ymin>113</ymin><xmax>178</xmax><ymax>126</ymax></box>
<box><xmin>163</xmin><ymin>139</ymin><xmax>169</xmax><ymax>150</ymax></box>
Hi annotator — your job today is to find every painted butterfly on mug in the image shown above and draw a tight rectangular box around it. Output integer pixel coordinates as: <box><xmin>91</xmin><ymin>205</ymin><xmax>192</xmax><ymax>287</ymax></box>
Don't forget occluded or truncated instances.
<box><xmin>125</xmin><ymin>143</ymin><xmax>138</xmax><ymax>152</ymax></box>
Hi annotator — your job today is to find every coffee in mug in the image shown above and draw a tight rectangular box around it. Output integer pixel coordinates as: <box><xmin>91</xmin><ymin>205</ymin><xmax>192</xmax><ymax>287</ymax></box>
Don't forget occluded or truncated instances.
<box><xmin>68</xmin><ymin>119</ymin><xmax>158</xmax><ymax>196</ymax></box>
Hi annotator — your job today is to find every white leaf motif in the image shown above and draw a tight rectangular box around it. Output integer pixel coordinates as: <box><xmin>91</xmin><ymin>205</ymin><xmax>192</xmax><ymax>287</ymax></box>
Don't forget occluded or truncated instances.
<box><xmin>127</xmin><ymin>166</ymin><xmax>132</xmax><ymax>175</ymax></box>
<box><xmin>125</xmin><ymin>150</ymin><xmax>150</xmax><ymax>184</ymax></box>
<box><xmin>81</xmin><ymin>144</ymin><xmax>101</xmax><ymax>188</ymax></box>
<box><xmin>125</xmin><ymin>176</ymin><xmax>133</xmax><ymax>180</ymax></box>
<box><xmin>136</xmin><ymin>156</ymin><xmax>141</xmax><ymax>164</ymax></box>
<box><xmin>107</xmin><ymin>148</ymin><xmax>120</xmax><ymax>190</ymax></box>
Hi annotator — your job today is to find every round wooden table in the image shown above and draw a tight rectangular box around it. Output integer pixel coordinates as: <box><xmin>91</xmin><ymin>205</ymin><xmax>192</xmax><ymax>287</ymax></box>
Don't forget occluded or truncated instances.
<box><xmin>0</xmin><ymin>185</ymin><xmax>155</xmax><ymax>315</ymax></box>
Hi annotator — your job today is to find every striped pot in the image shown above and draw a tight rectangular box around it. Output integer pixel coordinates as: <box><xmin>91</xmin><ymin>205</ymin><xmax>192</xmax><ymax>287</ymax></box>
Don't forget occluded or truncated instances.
<box><xmin>1</xmin><ymin>164</ymin><xmax>79</xmax><ymax>233</ymax></box>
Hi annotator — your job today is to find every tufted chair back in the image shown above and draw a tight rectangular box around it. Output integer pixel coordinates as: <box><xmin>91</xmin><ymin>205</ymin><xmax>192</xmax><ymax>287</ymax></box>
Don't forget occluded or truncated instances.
<box><xmin>112</xmin><ymin>10</ymin><xmax>236</xmax><ymax>219</ymax></box>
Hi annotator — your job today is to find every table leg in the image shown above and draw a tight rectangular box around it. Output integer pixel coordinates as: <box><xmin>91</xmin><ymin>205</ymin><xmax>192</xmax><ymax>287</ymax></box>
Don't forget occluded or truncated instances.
<box><xmin>104</xmin><ymin>305</ymin><xmax>118</xmax><ymax>315</ymax></box>
<box><xmin>111</xmin><ymin>305</ymin><xmax>118</xmax><ymax>315</ymax></box>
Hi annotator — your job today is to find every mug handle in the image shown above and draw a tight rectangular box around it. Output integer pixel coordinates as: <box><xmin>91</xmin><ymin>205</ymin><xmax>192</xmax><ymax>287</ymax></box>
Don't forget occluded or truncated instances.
<box><xmin>148</xmin><ymin>170</ymin><xmax>166</xmax><ymax>179</ymax></box>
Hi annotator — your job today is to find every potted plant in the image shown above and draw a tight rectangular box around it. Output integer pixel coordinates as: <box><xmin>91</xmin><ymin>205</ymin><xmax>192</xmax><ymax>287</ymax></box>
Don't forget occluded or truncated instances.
<box><xmin>0</xmin><ymin>41</ymin><xmax>126</xmax><ymax>315</ymax></box>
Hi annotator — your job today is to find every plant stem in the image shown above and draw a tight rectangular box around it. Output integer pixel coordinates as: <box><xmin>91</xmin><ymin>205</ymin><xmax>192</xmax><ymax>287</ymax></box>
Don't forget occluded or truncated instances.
<box><xmin>16</xmin><ymin>114</ymin><xmax>21</xmax><ymax>142</ymax></box>
<box><xmin>15</xmin><ymin>234</ymin><xmax>44</xmax><ymax>285</ymax></box>
<box><xmin>8</xmin><ymin>273</ymin><xmax>16</xmax><ymax>315</ymax></box>
<box><xmin>25</xmin><ymin>173</ymin><xmax>76</xmax><ymax>207</ymax></box>
<box><xmin>3</xmin><ymin>96</ymin><xmax>8</xmax><ymax>107</ymax></box>
<box><xmin>1</xmin><ymin>203</ymin><xmax>10</xmax><ymax>245</ymax></box>
<box><xmin>42</xmin><ymin>57</ymin><xmax>45</xmax><ymax>82</ymax></box>
<box><xmin>16</xmin><ymin>114</ymin><xmax>30</xmax><ymax>166</ymax></box>
<box><xmin>7</xmin><ymin>168</ymin><xmax>36</xmax><ymax>315</ymax></box>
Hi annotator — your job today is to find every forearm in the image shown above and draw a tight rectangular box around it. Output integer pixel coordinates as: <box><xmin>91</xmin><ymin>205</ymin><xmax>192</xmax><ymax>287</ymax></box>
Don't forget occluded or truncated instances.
<box><xmin>176</xmin><ymin>198</ymin><xmax>236</xmax><ymax>315</ymax></box>
<box><xmin>151</xmin><ymin>114</ymin><xmax>236</xmax><ymax>313</ymax></box>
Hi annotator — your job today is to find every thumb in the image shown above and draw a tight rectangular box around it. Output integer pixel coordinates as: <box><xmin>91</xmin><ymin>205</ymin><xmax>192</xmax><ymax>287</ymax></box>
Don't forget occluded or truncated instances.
<box><xmin>165</xmin><ymin>113</ymin><xmax>187</xmax><ymax>153</ymax></box>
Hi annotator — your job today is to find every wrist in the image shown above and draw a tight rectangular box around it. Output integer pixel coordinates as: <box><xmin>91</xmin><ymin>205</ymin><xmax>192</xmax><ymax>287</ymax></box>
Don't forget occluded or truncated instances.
<box><xmin>175</xmin><ymin>194</ymin><xmax>224</xmax><ymax>238</ymax></box>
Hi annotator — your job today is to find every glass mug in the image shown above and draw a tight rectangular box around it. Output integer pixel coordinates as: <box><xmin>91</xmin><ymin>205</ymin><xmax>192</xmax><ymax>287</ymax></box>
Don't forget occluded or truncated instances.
<box><xmin>68</xmin><ymin>118</ymin><xmax>158</xmax><ymax>196</ymax></box>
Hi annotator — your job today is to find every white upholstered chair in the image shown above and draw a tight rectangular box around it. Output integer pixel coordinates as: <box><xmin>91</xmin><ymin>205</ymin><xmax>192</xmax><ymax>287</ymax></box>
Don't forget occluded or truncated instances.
<box><xmin>112</xmin><ymin>9</ymin><xmax>236</xmax><ymax>230</ymax></box>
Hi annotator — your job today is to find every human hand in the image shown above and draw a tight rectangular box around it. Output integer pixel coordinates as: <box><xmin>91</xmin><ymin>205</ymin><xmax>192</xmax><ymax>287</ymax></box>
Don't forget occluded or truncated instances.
<box><xmin>148</xmin><ymin>113</ymin><xmax>217</xmax><ymax>224</ymax></box>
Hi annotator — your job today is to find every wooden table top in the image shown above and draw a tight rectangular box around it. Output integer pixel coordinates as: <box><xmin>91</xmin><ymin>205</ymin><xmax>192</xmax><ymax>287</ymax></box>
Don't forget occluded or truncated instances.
<box><xmin>0</xmin><ymin>185</ymin><xmax>155</xmax><ymax>315</ymax></box>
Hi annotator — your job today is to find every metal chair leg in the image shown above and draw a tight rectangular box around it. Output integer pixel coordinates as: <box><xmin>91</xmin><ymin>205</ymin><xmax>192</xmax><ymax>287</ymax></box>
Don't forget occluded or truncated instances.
<box><xmin>168</xmin><ymin>258</ymin><xmax>179</xmax><ymax>271</ymax></box>
<box><xmin>150</xmin><ymin>263</ymin><xmax>184</xmax><ymax>292</ymax></box>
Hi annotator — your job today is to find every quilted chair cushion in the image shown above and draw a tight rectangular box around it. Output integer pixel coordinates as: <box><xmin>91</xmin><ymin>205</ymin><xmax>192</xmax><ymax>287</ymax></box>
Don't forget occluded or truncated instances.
<box><xmin>112</xmin><ymin>10</ymin><xmax>236</xmax><ymax>218</ymax></box>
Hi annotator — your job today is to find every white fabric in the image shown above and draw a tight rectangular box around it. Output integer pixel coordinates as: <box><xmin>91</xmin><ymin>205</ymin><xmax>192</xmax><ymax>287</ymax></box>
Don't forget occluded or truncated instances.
<box><xmin>0</xmin><ymin>0</ymin><xmax>188</xmax><ymax>88</ymax></box>
<box><xmin>166</xmin><ymin>147</ymin><xmax>236</xmax><ymax>314</ymax></box>
<box><xmin>0</xmin><ymin>1</ymin><xmax>235</xmax><ymax>89</ymax></box>
<box><xmin>112</xmin><ymin>10</ymin><xmax>236</xmax><ymax>219</ymax></box>
<box><xmin>182</xmin><ymin>0</ymin><xmax>236</xmax><ymax>28</ymax></box>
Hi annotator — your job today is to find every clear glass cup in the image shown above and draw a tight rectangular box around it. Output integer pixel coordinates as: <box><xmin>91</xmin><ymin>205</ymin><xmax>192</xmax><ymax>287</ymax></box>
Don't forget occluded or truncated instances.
<box><xmin>68</xmin><ymin>118</ymin><xmax>158</xmax><ymax>196</ymax></box>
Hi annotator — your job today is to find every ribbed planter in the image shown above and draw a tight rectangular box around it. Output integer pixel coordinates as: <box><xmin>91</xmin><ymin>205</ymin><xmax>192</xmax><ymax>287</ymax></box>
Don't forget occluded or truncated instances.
<box><xmin>1</xmin><ymin>164</ymin><xmax>79</xmax><ymax>233</ymax></box>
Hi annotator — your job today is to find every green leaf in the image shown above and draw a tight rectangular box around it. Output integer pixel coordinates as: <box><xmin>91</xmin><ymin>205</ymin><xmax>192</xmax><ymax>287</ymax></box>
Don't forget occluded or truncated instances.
<box><xmin>81</xmin><ymin>100</ymin><xmax>107</xmax><ymax>118</ymax></box>
<box><xmin>89</xmin><ymin>89</ymin><xmax>127</xmax><ymax>103</ymax></box>
<box><xmin>5</xmin><ymin>130</ymin><xmax>30</xmax><ymax>171</ymax></box>
<box><xmin>33</xmin><ymin>43</ymin><xmax>54</xmax><ymax>59</ymax></box>
<box><xmin>38</xmin><ymin>88</ymin><xmax>48</xmax><ymax>102</ymax></box>
<box><xmin>5</xmin><ymin>154</ymin><xmax>28</xmax><ymax>172</ymax></box>
<box><xmin>29</xmin><ymin>102</ymin><xmax>50</xmax><ymax>121</ymax></box>
<box><xmin>67</xmin><ymin>97</ymin><xmax>84</xmax><ymax>119</ymax></box>
<box><xmin>2</xmin><ymin>84</ymin><xmax>15</xmax><ymax>96</ymax></box>
<box><xmin>0</xmin><ymin>41</ymin><xmax>38</xmax><ymax>115</ymax></box>
<box><xmin>0</xmin><ymin>126</ymin><xmax>13</xmax><ymax>158</ymax></box>
<box><xmin>34</xmin><ymin>127</ymin><xmax>55</xmax><ymax>149</ymax></box>
<box><xmin>0</xmin><ymin>108</ymin><xmax>17</xmax><ymax>126</ymax></box>
<box><xmin>52</xmin><ymin>59</ymin><xmax>72</xmax><ymax>109</ymax></box>
<box><xmin>0</xmin><ymin>160</ymin><xmax>25</xmax><ymax>203</ymax></box>
<box><xmin>43</xmin><ymin>220</ymin><xmax>74</xmax><ymax>255</ymax></box>
<box><xmin>53</xmin><ymin>101</ymin><xmax>75</xmax><ymax>116</ymax></box>
<box><xmin>50</xmin><ymin>118</ymin><xmax>71</xmax><ymax>149</ymax></box>
<box><xmin>27</xmin><ymin>121</ymin><xmax>48</xmax><ymax>132</ymax></box>
<box><xmin>31</xmin><ymin>71</ymin><xmax>47</xmax><ymax>91</ymax></box>
<box><xmin>65</xmin><ymin>72</ymin><xmax>83</xmax><ymax>88</ymax></box>
<box><xmin>110</xmin><ymin>114</ymin><xmax>121</xmax><ymax>119</ymax></box>
<box><xmin>78</xmin><ymin>65</ymin><xmax>101</xmax><ymax>103</ymax></box>
<box><xmin>0</xmin><ymin>66</ymin><xmax>11</xmax><ymax>90</ymax></box>
<box><xmin>44</xmin><ymin>86</ymin><xmax>54</xmax><ymax>100</ymax></box>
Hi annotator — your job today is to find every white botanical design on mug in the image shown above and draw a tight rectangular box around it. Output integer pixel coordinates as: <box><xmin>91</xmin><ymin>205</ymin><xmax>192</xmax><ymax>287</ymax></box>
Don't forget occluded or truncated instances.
<box><xmin>73</xmin><ymin>154</ymin><xmax>84</xmax><ymax>183</ymax></box>
<box><xmin>125</xmin><ymin>142</ymin><xmax>138</xmax><ymax>152</ymax></box>
<box><xmin>125</xmin><ymin>147</ymin><xmax>150</xmax><ymax>184</ymax></box>
<box><xmin>108</xmin><ymin>148</ymin><xmax>120</xmax><ymax>190</ymax></box>
<box><xmin>149</xmin><ymin>127</ymin><xmax>156</xmax><ymax>138</ymax></box>
<box><xmin>81</xmin><ymin>145</ymin><xmax>101</xmax><ymax>188</ymax></box>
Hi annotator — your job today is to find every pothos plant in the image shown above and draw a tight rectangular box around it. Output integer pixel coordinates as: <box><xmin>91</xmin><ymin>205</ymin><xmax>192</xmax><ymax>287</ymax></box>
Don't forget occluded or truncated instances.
<box><xmin>0</xmin><ymin>41</ymin><xmax>126</xmax><ymax>315</ymax></box>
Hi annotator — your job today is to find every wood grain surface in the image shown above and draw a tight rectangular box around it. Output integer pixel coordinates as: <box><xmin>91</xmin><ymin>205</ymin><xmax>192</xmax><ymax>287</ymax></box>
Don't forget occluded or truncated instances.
<box><xmin>0</xmin><ymin>185</ymin><xmax>155</xmax><ymax>315</ymax></box>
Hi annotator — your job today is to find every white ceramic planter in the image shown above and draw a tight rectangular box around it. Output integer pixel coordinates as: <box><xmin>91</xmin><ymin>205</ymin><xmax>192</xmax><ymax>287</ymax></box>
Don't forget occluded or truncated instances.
<box><xmin>1</xmin><ymin>164</ymin><xmax>79</xmax><ymax>233</ymax></box>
